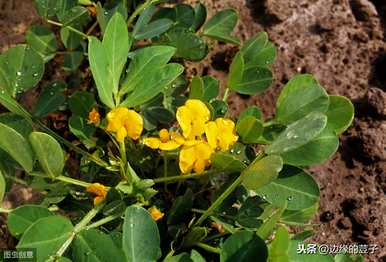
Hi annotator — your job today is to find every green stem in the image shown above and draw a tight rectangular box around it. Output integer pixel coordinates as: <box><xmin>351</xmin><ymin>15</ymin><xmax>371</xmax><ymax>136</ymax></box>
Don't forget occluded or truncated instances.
<box><xmin>119</xmin><ymin>141</ymin><xmax>127</xmax><ymax>180</ymax></box>
<box><xmin>35</xmin><ymin>120</ymin><xmax>109</xmax><ymax>168</ymax></box>
<box><xmin>0</xmin><ymin>208</ymin><xmax>12</xmax><ymax>213</ymax></box>
<box><xmin>195</xmin><ymin>242</ymin><xmax>220</xmax><ymax>254</ymax></box>
<box><xmin>47</xmin><ymin>19</ymin><xmax>89</xmax><ymax>39</ymax></box>
<box><xmin>153</xmin><ymin>170</ymin><xmax>218</xmax><ymax>184</ymax></box>
<box><xmin>222</xmin><ymin>88</ymin><xmax>231</xmax><ymax>102</ymax></box>
<box><xmin>127</xmin><ymin>0</ymin><xmax>160</xmax><ymax>26</ymax></box>
<box><xmin>85</xmin><ymin>214</ymin><xmax>121</xmax><ymax>230</ymax></box>
<box><xmin>56</xmin><ymin>175</ymin><xmax>91</xmax><ymax>188</ymax></box>
<box><xmin>56</xmin><ymin>205</ymin><xmax>103</xmax><ymax>257</ymax></box>
<box><xmin>195</xmin><ymin>174</ymin><xmax>243</xmax><ymax>226</ymax></box>
<box><xmin>4</xmin><ymin>174</ymin><xmax>28</xmax><ymax>185</ymax></box>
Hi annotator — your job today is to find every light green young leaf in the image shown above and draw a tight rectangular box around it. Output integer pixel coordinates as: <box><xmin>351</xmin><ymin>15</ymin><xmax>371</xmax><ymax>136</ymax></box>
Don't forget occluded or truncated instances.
<box><xmin>29</xmin><ymin>132</ymin><xmax>64</xmax><ymax>177</ymax></box>
<box><xmin>26</xmin><ymin>25</ymin><xmax>57</xmax><ymax>62</ymax></box>
<box><xmin>122</xmin><ymin>205</ymin><xmax>162</xmax><ymax>262</ymax></box>
<box><xmin>102</xmin><ymin>12</ymin><xmax>130</xmax><ymax>95</ymax></box>
<box><xmin>268</xmin><ymin>225</ymin><xmax>290</xmax><ymax>262</ymax></box>
<box><xmin>203</xmin><ymin>9</ymin><xmax>240</xmax><ymax>44</ymax></box>
<box><xmin>88</xmin><ymin>37</ymin><xmax>115</xmax><ymax>108</ymax></box>
<box><xmin>326</xmin><ymin>95</ymin><xmax>354</xmax><ymax>134</ymax></box>
<box><xmin>0</xmin><ymin>170</ymin><xmax>5</xmax><ymax>203</ymax></box>
<box><xmin>0</xmin><ymin>123</ymin><xmax>34</xmax><ymax>172</ymax></box>
<box><xmin>276</xmin><ymin>74</ymin><xmax>329</xmax><ymax>124</ymax></box>
<box><xmin>220</xmin><ymin>231</ymin><xmax>268</xmax><ymax>262</ymax></box>
<box><xmin>280</xmin><ymin>128</ymin><xmax>339</xmax><ymax>166</ymax></box>
<box><xmin>265</xmin><ymin>112</ymin><xmax>327</xmax><ymax>155</ymax></box>
<box><xmin>236</xmin><ymin>116</ymin><xmax>263</xmax><ymax>144</ymax></box>
<box><xmin>0</xmin><ymin>44</ymin><xmax>44</xmax><ymax>96</ymax></box>
<box><xmin>242</xmin><ymin>155</ymin><xmax>283</xmax><ymax>191</ymax></box>
<box><xmin>256</xmin><ymin>166</ymin><xmax>320</xmax><ymax>210</ymax></box>
<box><xmin>120</xmin><ymin>46</ymin><xmax>176</xmax><ymax>94</ymax></box>
<box><xmin>122</xmin><ymin>63</ymin><xmax>183</xmax><ymax>107</ymax></box>
<box><xmin>7</xmin><ymin>205</ymin><xmax>53</xmax><ymax>237</ymax></box>
<box><xmin>17</xmin><ymin>216</ymin><xmax>73</xmax><ymax>262</ymax></box>
<box><xmin>72</xmin><ymin>229</ymin><xmax>126</xmax><ymax>262</ymax></box>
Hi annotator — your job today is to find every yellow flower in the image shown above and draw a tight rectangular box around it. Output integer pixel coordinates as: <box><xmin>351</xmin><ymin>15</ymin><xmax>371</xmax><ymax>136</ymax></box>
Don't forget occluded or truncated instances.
<box><xmin>143</xmin><ymin>129</ymin><xmax>183</xmax><ymax>151</ymax></box>
<box><xmin>176</xmin><ymin>99</ymin><xmax>210</xmax><ymax>140</ymax></box>
<box><xmin>148</xmin><ymin>206</ymin><xmax>164</xmax><ymax>221</ymax></box>
<box><xmin>179</xmin><ymin>141</ymin><xmax>213</xmax><ymax>174</ymax></box>
<box><xmin>86</xmin><ymin>183</ymin><xmax>108</xmax><ymax>205</ymax></box>
<box><xmin>88</xmin><ymin>108</ymin><xmax>100</xmax><ymax>125</ymax></box>
<box><xmin>106</xmin><ymin>107</ymin><xmax>143</xmax><ymax>142</ymax></box>
<box><xmin>205</xmin><ymin>118</ymin><xmax>238</xmax><ymax>151</ymax></box>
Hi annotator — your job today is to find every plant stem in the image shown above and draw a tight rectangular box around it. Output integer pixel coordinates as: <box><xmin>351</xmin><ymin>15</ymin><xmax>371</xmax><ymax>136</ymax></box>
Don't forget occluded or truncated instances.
<box><xmin>85</xmin><ymin>214</ymin><xmax>121</xmax><ymax>230</ymax></box>
<box><xmin>196</xmin><ymin>242</ymin><xmax>220</xmax><ymax>254</ymax></box>
<box><xmin>222</xmin><ymin>88</ymin><xmax>230</xmax><ymax>102</ymax></box>
<box><xmin>119</xmin><ymin>141</ymin><xmax>128</xmax><ymax>180</ymax></box>
<box><xmin>153</xmin><ymin>170</ymin><xmax>218</xmax><ymax>184</ymax></box>
<box><xmin>195</xmin><ymin>174</ymin><xmax>243</xmax><ymax>226</ymax></box>
<box><xmin>56</xmin><ymin>205</ymin><xmax>103</xmax><ymax>257</ymax></box>
<box><xmin>127</xmin><ymin>0</ymin><xmax>160</xmax><ymax>26</ymax></box>
<box><xmin>47</xmin><ymin>19</ymin><xmax>89</xmax><ymax>39</ymax></box>
<box><xmin>0</xmin><ymin>208</ymin><xmax>12</xmax><ymax>213</ymax></box>
<box><xmin>56</xmin><ymin>175</ymin><xmax>91</xmax><ymax>188</ymax></box>
<box><xmin>4</xmin><ymin>174</ymin><xmax>28</xmax><ymax>185</ymax></box>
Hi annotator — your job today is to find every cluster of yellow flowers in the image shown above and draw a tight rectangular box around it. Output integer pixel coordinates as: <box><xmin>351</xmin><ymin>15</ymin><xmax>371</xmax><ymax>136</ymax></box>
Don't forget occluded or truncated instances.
<box><xmin>143</xmin><ymin>99</ymin><xmax>239</xmax><ymax>174</ymax></box>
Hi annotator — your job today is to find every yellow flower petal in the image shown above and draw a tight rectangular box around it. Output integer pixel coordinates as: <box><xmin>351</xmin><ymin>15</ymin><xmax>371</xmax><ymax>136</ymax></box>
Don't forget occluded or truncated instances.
<box><xmin>194</xmin><ymin>159</ymin><xmax>206</xmax><ymax>173</ymax></box>
<box><xmin>170</xmin><ymin>132</ymin><xmax>186</xmax><ymax>145</ymax></box>
<box><xmin>88</xmin><ymin>108</ymin><xmax>100</xmax><ymax>125</ymax></box>
<box><xmin>176</xmin><ymin>105</ymin><xmax>192</xmax><ymax>139</ymax></box>
<box><xmin>205</xmin><ymin>121</ymin><xmax>219</xmax><ymax>149</ymax></box>
<box><xmin>143</xmin><ymin>137</ymin><xmax>161</xmax><ymax>149</ymax></box>
<box><xmin>159</xmin><ymin>140</ymin><xmax>181</xmax><ymax>151</ymax></box>
<box><xmin>117</xmin><ymin>126</ymin><xmax>127</xmax><ymax>142</ymax></box>
<box><xmin>86</xmin><ymin>183</ymin><xmax>108</xmax><ymax>206</ymax></box>
<box><xmin>159</xmin><ymin>129</ymin><xmax>170</xmax><ymax>143</ymax></box>
<box><xmin>179</xmin><ymin>145</ymin><xmax>196</xmax><ymax>174</ymax></box>
<box><xmin>124</xmin><ymin>110</ymin><xmax>143</xmax><ymax>140</ymax></box>
<box><xmin>148</xmin><ymin>206</ymin><xmax>164</xmax><ymax>221</ymax></box>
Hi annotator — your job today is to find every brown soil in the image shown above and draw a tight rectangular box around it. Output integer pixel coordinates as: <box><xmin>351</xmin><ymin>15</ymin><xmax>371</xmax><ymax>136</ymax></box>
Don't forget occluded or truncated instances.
<box><xmin>0</xmin><ymin>0</ymin><xmax>385</xmax><ymax>261</ymax></box>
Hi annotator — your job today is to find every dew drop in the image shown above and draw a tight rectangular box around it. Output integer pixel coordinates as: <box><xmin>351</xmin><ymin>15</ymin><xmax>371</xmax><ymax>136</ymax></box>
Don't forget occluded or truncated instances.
<box><xmin>230</xmin><ymin>149</ymin><xmax>234</xmax><ymax>154</ymax></box>
<box><xmin>287</xmin><ymin>196</ymin><xmax>293</xmax><ymax>201</ymax></box>
<box><xmin>50</xmin><ymin>92</ymin><xmax>54</xmax><ymax>96</ymax></box>
<box><xmin>33</xmin><ymin>73</ymin><xmax>38</xmax><ymax>77</ymax></box>
<box><xmin>236</xmin><ymin>150</ymin><xmax>241</xmax><ymax>155</ymax></box>
<box><xmin>16</xmin><ymin>71</ymin><xmax>22</xmax><ymax>76</ymax></box>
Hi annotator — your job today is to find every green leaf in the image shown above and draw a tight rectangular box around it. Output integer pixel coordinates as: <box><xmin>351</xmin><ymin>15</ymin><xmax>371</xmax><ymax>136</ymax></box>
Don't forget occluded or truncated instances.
<box><xmin>55</xmin><ymin>0</ymin><xmax>77</xmax><ymax>21</ymax></box>
<box><xmin>334</xmin><ymin>254</ymin><xmax>364</xmax><ymax>262</ymax></box>
<box><xmin>0</xmin><ymin>44</ymin><xmax>44</xmax><ymax>96</ymax></box>
<box><xmin>88</xmin><ymin>36</ymin><xmax>114</xmax><ymax>108</ymax></box>
<box><xmin>288</xmin><ymin>241</ymin><xmax>334</xmax><ymax>262</ymax></box>
<box><xmin>0</xmin><ymin>113</ymin><xmax>32</xmax><ymax>137</ymax></box>
<box><xmin>0</xmin><ymin>91</ymin><xmax>32</xmax><ymax>122</ymax></box>
<box><xmin>203</xmin><ymin>9</ymin><xmax>240</xmax><ymax>44</ymax></box>
<box><xmin>265</xmin><ymin>112</ymin><xmax>327</xmax><ymax>155</ymax></box>
<box><xmin>29</xmin><ymin>132</ymin><xmax>64</xmax><ymax>177</ymax></box>
<box><xmin>133</xmin><ymin>4</ymin><xmax>156</xmax><ymax>36</ymax></box>
<box><xmin>182</xmin><ymin>227</ymin><xmax>207</xmax><ymax>247</ymax></box>
<box><xmin>280</xmin><ymin>128</ymin><xmax>339</xmax><ymax>166</ymax></box>
<box><xmin>256</xmin><ymin>166</ymin><xmax>320</xmax><ymax>210</ymax></box>
<box><xmin>276</xmin><ymin>74</ymin><xmax>329</xmax><ymax>125</ymax></box>
<box><xmin>103</xmin><ymin>12</ymin><xmax>130</xmax><ymax>95</ymax></box>
<box><xmin>236</xmin><ymin>116</ymin><xmax>263</xmax><ymax>144</ymax></box>
<box><xmin>122</xmin><ymin>63</ymin><xmax>183</xmax><ymax>107</ymax></box>
<box><xmin>326</xmin><ymin>96</ymin><xmax>354</xmax><ymax>134</ymax></box>
<box><xmin>257</xmin><ymin>204</ymin><xmax>286</xmax><ymax>240</ymax></box>
<box><xmin>229</xmin><ymin>66</ymin><xmax>273</xmax><ymax>95</ymax></box>
<box><xmin>268</xmin><ymin>225</ymin><xmax>290</xmax><ymax>262</ymax></box>
<box><xmin>202</xmin><ymin>76</ymin><xmax>219</xmax><ymax>101</ymax></box>
<box><xmin>280</xmin><ymin>203</ymin><xmax>318</xmax><ymax>226</ymax></box>
<box><xmin>26</xmin><ymin>25</ymin><xmax>57</xmax><ymax>62</ymax></box>
<box><xmin>160</xmin><ymin>27</ymin><xmax>208</xmax><ymax>61</ymax></box>
<box><xmin>7</xmin><ymin>205</ymin><xmax>53</xmax><ymax>237</ymax></box>
<box><xmin>192</xmin><ymin>3</ymin><xmax>207</xmax><ymax>31</ymax></box>
<box><xmin>0</xmin><ymin>170</ymin><xmax>5</xmax><ymax>203</ymax></box>
<box><xmin>68</xmin><ymin>91</ymin><xmax>96</xmax><ymax>117</ymax></box>
<box><xmin>212</xmin><ymin>152</ymin><xmax>247</xmax><ymax>173</ymax></box>
<box><xmin>190</xmin><ymin>250</ymin><xmax>206</xmax><ymax>262</ymax></box>
<box><xmin>72</xmin><ymin>229</ymin><xmax>126</xmax><ymax>262</ymax></box>
<box><xmin>122</xmin><ymin>205</ymin><xmax>162</xmax><ymax>262</ymax></box>
<box><xmin>242</xmin><ymin>155</ymin><xmax>283</xmax><ymax>191</ymax></box>
<box><xmin>60</xmin><ymin>27</ymin><xmax>83</xmax><ymax>49</ymax></box>
<box><xmin>33</xmin><ymin>81</ymin><xmax>66</xmax><ymax>118</ymax></box>
<box><xmin>227</xmin><ymin>52</ymin><xmax>244</xmax><ymax>90</ymax></box>
<box><xmin>236</xmin><ymin>196</ymin><xmax>264</xmax><ymax>228</ymax></box>
<box><xmin>63</xmin><ymin>51</ymin><xmax>83</xmax><ymax>71</ymax></box>
<box><xmin>240</xmin><ymin>32</ymin><xmax>276</xmax><ymax>67</ymax></box>
<box><xmin>239</xmin><ymin>106</ymin><xmax>262</xmax><ymax>121</ymax></box>
<box><xmin>135</xmin><ymin>19</ymin><xmax>173</xmax><ymax>40</ymax></box>
<box><xmin>174</xmin><ymin>4</ymin><xmax>195</xmax><ymax>28</ymax></box>
<box><xmin>17</xmin><ymin>216</ymin><xmax>73</xmax><ymax>262</ymax></box>
<box><xmin>60</xmin><ymin>6</ymin><xmax>91</xmax><ymax>27</ymax></box>
<box><xmin>220</xmin><ymin>231</ymin><xmax>268</xmax><ymax>262</ymax></box>
<box><xmin>168</xmin><ymin>189</ymin><xmax>193</xmax><ymax>225</ymax></box>
<box><xmin>0</xmin><ymin>123</ymin><xmax>33</xmax><ymax>172</ymax></box>
<box><xmin>121</xmin><ymin>45</ymin><xmax>176</xmax><ymax>94</ymax></box>
<box><xmin>69</xmin><ymin>116</ymin><xmax>96</xmax><ymax>148</ymax></box>
<box><xmin>34</xmin><ymin>0</ymin><xmax>57</xmax><ymax>18</ymax></box>
<box><xmin>189</xmin><ymin>76</ymin><xmax>204</xmax><ymax>99</ymax></box>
